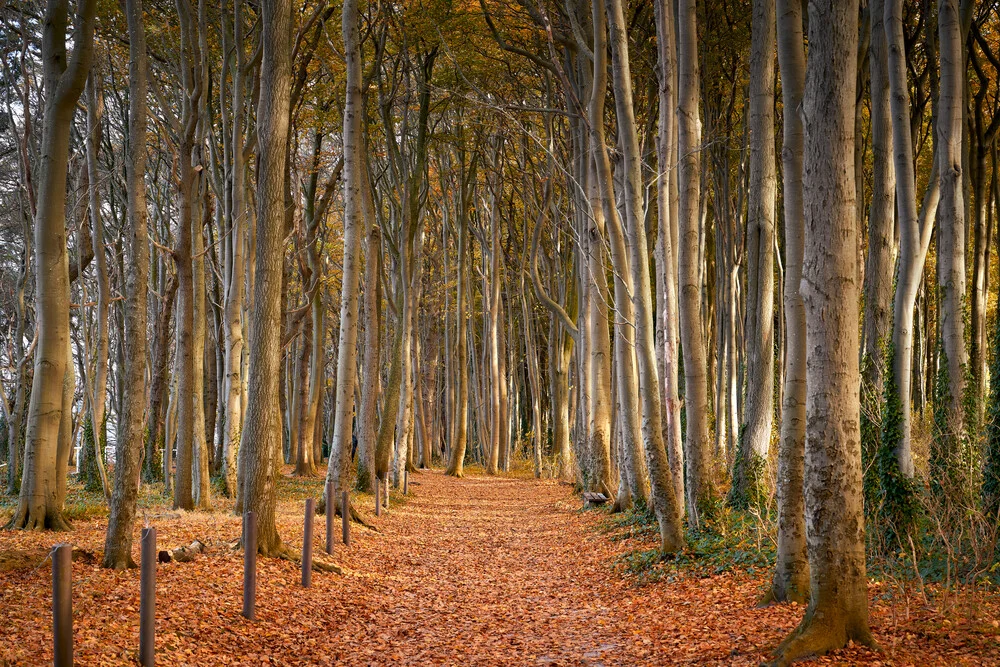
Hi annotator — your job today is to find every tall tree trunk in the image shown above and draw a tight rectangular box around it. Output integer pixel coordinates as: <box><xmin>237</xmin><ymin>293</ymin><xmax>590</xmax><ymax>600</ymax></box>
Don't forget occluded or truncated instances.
<box><xmin>860</xmin><ymin>0</ymin><xmax>896</xmax><ymax>493</ymax></box>
<box><xmin>8</xmin><ymin>0</ymin><xmax>97</xmax><ymax>531</ymax></box>
<box><xmin>326</xmin><ymin>0</ymin><xmax>368</xmax><ymax>507</ymax></box>
<box><xmin>884</xmin><ymin>0</ymin><xmax>941</xmax><ymax>480</ymax></box>
<box><xmin>730</xmin><ymin>0</ymin><xmax>776</xmax><ymax>510</ymax></box>
<box><xmin>220</xmin><ymin>0</ymin><xmax>247</xmax><ymax>498</ymax></box>
<box><xmin>144</xmin><ymin>274</ymin><xmax>176</xmax><ymax>482</ymax></box>
<box><xmin>103</xmin><ymin>0</ymin><xmax>149</xmax><ymax>567</ymax></box>
<box><xmin>238</xmin><ymin>0</ymin><xmax>291</xmax><ymax>556</ymax></box>
<box><xmin>588</xmin><ymin>0</ymin><xmax>647</xmax><ymax>509</ymax></box>
<box><xmin>356</xmin><ymin>163</ymin><xmax>380</xmax><ymax>492</ymax></box>
<box><xmin>862</xmin><ymin>0</ymin><xmax>895</xmax><ymax>395</ymax></box>
<box><xmin>85</xmin><ymin>71</ymin><xmax>111</xmax><ymax>501</ymax></box>
<box><xmin>771</xmin><ymin>1</ymin><xmax>875</xmax><ymax>660</ymax></box>
<box><xmin>192</xmin><ymin>174</ymin><xmax>211</xmax><ymax>510</ymax></box>
<box><xmin>446</xmin><ymin>152</ymin><xmax>474</xmax><ymax>478</ymax></box>
<box><xmin>606</xmin><ymin>0</ymin><xmax>684</xmax><ymax>553</ymax></box>
<box><xmin>677</xmin><ymin>0</ymin><xmax>712</xmax><ymax>528</ymax></box>
<box><xmin>931</xmin><ymin>0</ymin><xmax>967</xmax><ymax>490</ymax></box>
<box><xmin>654</xmin><ymin>0</ymin><xmax>684</xmax><ymax>518</ymax></box>
<box><xmin>764</xmin><ymin>0</ymin><xmax>809</xmax><ymax>606</ymax></box>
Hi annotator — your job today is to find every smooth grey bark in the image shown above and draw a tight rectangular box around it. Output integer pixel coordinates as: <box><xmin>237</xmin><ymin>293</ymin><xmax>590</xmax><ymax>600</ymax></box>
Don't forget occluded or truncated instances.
<box><xmin>84</xmin><ymin>71</ymin><xmax>110</xmax><ymax>501</ymax></box>
<box><xmin>103</xmin><ymin>0</ymin><xmax>149</xmax><ymax>568</ymax></box>
<box><xmin>446</xmin><ymin>149</ymin><xmax>474</xmax><ymax>478</ymax></box>
<box><xmin>356</xmin><ymin>156</ymin><xmax>380</xmax><ymax>493</ymax></box>
<box><xmin>935</xmin><ymin>0</ymin><xmax>967</xmax><ymax>445</ymax></box>
<box><xmin>326</xmin><ymin>0</ymin><xmax>366</xmax><ymax>505</ymax></box>
<box><xmin>765</xmin><ymin>0</ymin><xmax>809</xmax><ymax>606</ymax></box>
<box><xmin>653</xmin><ymin>0</ymin><xmax>684</xmax><ymax>520</ymax></box>
<box><xmin>220</xmin><ymin>0</ymin><xmax>247</xmax><ymax>498</ymax></box>
<box><xmin>606</xmin><ymin>0</ymin><xmax>684</xmax><ymax>553</ymax></box>
<box><xmin>677</xmin><ymin>0</ymin><xmax>713</xmax><ymax>528</ymax></box>
<box><xmin>588</xmin><ymin>0</ymin><xmax>648</xmax><ymax>508</ymax></box>
<box><xmin>884</xmin><ymin>0</ymin><xmax>941</xmax><ymax>478</ymax></box>
<box><xmin>730</xmin><ymin>0</ymin><xmax>776</xmax><ymax>510</ymax></box>
<box><xmin>861</xmin><ymin>0</ymin><xmax>895</xmax><ymax>397</ymax></box>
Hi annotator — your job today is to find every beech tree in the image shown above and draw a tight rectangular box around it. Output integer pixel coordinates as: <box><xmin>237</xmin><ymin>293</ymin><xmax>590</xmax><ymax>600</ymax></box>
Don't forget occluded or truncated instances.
<box><xmin>237</xmin><ymin>0</ymin><xmax>291</xmax><ymax>556</ymax></box>
<box><xmin>7</xmin><ymin>0</ymin><xmax>97</xmax><ymax>531</ymax></box>
<box><xmin>771</xmin><ymin>0</ymin><xmax>875</xmax><ymax>661</ymax></box>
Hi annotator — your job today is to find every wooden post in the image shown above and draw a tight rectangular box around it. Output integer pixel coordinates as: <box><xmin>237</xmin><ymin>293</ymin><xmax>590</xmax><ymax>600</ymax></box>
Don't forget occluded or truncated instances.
<box><xmin>325</xmin><ymin>479</ymin><xmax>334</xmax><ymax>555</ymax></box>
<box><xmin>341</xmin><ymin>490</ymin><xmax>350</xmax><ymax>546</ymax></box>
<box><xmin>139</xmin><ymin>527</ymin><xmax>156</xmax><ymax>666</ymax></box>
<box><xmin>302</xmin><ymin>499</ymin><xmax>314</xmax><ymax>587</ymax></box>
<box><xmin>403</xmin><ymin>469</ymin><xmax>408</xmax><ymax>495</ymax></box>
<box><xmin>375</xmin><ymin>479</ymin><xmax>381</xmax><ymax>517</ymax></box>
<box><xmin>242</xmin><ymin>511</ymin><xmax>257</xmax><ymax>620</ymax></box>
<box><xmin>52</xmin><ymin>543</ymin><xmax>72</xmax><ymax>667</ymax></box>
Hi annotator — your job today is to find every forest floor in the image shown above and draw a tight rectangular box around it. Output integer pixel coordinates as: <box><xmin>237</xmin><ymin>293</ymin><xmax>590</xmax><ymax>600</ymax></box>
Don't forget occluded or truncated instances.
<box><xmin>1</xmin><ymin>467</ymin><xmax>999</xmax><ymax>666</ymax></box>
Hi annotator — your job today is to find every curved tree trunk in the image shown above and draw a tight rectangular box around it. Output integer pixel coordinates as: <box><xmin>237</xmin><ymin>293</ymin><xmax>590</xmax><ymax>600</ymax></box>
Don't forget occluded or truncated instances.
<box><xmin>8</xmin><ymin>0</ymin><xmax>97</xmax><ymax>532</ymax></box>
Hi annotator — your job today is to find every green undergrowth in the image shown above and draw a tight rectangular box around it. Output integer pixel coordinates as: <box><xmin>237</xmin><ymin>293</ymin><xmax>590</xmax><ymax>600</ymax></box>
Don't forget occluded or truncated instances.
<box><xmin>596</xmin><ymin>501</ymin><xmax>776</xmax><ymax>586</ymax></box>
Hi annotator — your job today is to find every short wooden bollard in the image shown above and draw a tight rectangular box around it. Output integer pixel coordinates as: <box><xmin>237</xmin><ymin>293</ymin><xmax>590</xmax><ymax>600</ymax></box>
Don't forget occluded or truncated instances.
<box><xmin>242</xmin><ymin>511</ymin><xmax>257</xmax><ymax>620</ymax></box>
<box><xmin>375</xmin><ymin>481</ymin><xmax>381</xmax><ymax>517</ymax></box>
<box><xmin>139</xmin><ymin>527</ymin><xmax>156</xmax><ymax>666</ymax></box>
<box><xmin>52</xmin><ymin>543</ymin><xmax>73</xmax><ymax>667</ymax></box>
<box><xmin>341</xmin><ymin>491</ymin><xmax>350</xmax><ymax>546</ymax></box>
<box><xmin>403</xmin><ymin>469</ymin><xmax>408</xmax><ymax>495</ymax></box>
<box><xmin>302</xmin><ymin>499</ymin><xmax>314</xmax><ymax>588</ymax></box>
<box><xmin>325</xmin><ymin>479</ymin><xmax>334</xmax><ymax>555</ymax></box>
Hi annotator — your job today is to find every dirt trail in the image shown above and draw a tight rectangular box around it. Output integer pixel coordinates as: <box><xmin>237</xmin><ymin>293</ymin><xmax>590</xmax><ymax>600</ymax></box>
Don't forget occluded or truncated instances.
<box><xmin>1</xmin><ymin>469</ymin><xmax>996</xmax><ymax>665</ymax></box>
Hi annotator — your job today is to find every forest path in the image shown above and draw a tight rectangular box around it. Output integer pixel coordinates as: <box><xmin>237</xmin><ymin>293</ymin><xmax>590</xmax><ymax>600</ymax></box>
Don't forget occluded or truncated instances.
<box><xmin>2</xmin><ymin>469</ymin><xmax>985</xmax><ymax>665</ymax></box>
<box><xmin>343</xmin><ymin>470</ymin><xmax>626</xmax><ymax>665</ymax></box>
<box><xmin>325</xmin><ymin>470</ymin><xmax>789</xmax><ymax>666</ymax></box>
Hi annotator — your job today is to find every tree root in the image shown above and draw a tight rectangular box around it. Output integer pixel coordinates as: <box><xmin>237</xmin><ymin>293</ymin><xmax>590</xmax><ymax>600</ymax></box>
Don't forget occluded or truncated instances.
<box><xmin>274</xmin><ymin>546</ymin><xmax>343</xmax><ymax>574</ymax></box>
<box><xmin>5</xmin><ymin>506</ymin><xmax>72</xmax><ymax>532</ymax></box>
<box><xmin>767</xmin><ymin>614</ymin><xmax>878</xmax><ymax>667</ymax></box>
<box><xmin>757</xmin><ymin>583</ymin><xmax>809</xmax><ymax>608</ymax></box>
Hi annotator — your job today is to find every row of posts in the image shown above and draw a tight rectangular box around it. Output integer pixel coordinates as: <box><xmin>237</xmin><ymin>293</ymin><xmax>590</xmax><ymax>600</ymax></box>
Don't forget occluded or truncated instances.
<box><xmin>50</xmin><ymin>475</ymin><xmax>408</xmax><ymax>666</ymax></box>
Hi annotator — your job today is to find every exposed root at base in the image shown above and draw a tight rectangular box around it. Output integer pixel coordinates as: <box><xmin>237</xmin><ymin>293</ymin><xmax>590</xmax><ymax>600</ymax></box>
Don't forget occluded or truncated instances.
<box><xmin>767</xmin><ymin>618</ymin><xmax>878</xmax><ymax>667</ymax></box>
<box><xmin>275</xmin><ymin>546</ymin><xmax>343</xmax><ymax>574</ymax></box>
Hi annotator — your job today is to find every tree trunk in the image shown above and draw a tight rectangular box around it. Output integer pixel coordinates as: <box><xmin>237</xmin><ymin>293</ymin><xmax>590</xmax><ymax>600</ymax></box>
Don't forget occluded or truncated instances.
<box><xmin>677</xmin><ymin>0</ymin><xmax>713</xmax><ymax>528</ymax></box>
<box><xmin>931</xmin><ymin>0</ymin><xmax>968</xmax><ymax>491</ymax></box>
<box><xmin>606</xmin><ymin>0</ymin><xmax>684</xmax><ymax>553</ymax></box>
<box><xmin>8</xmin><ymin>0</ymin><xmax>97</xmax><ymax>531</ymax></box>
<box><xmin>103</xmin><ymin>0</ymin><xmax>149</xmax><ymax>567</ymax></box>
<box><xmin>85</xmin><ymin>70</ymin><xmax>111</xmax><ymax>501</ymax></box>
<box><xmin>654</xmin><ymin>0</ymin><xmax>684</xmax><ymax>519</ymax></box>
<box><xmin>770</xmin><ymin>1</ymin><xmax>875</xmax><ymax>661</ymax></box>
<box><xmin>730</xmin><ymin>0</ymin><xmax>776</xmax><ymax>511</ymax></box>
<box><xmin>446</xmin><ymin>152</ymin><xmax>474</xmax><ymax>478</ymax></box>
<box><xmin>220</xmin><ymin>0</ymin><xmax>247</xmax><ymax>498</ymax></box>
<box><xmin>238</xmin><ymin>0</ymin><xmax>291</xmax><ymax>556</ymax></box>
<box><xmin>884</xmin><ymin>0</ymin><xmax>941</xmax><ymax>480</ymax></box>
<box><xmin>765</xmin><ymin>0</ymin><xmax>809</xmax><ymax>606</ymax></box>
